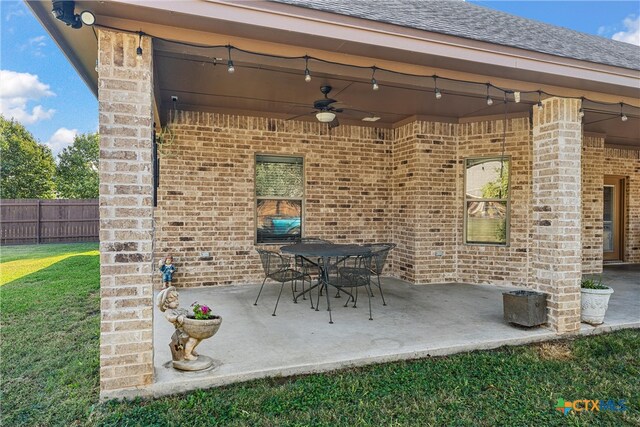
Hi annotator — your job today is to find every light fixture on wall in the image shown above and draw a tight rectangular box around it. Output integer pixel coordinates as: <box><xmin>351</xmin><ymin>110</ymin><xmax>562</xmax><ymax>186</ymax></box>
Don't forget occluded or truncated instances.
<box><xmin>620</xmin><ymin>102</ymin><xmax>628</xmax><ymax>122</ymax></box>
<box><xmin>80</xmin><ymin>10</ymin><xmax>95</xmax><ymax>26</ymax></box>
<box><xmin>434</xmin><ymin>76</ymin><xmax>442</xmax><ymax>99</ymax></box>
<box><xmin>315</xmin><ymin>111</ymin><xmax>336</xmax><ymax>122</ymax></box>
<box><xmin>227</xmin><ymin>46</ymin><xmax>235</xmax><ymax>73</ymax></box>
<box><xmin>304</xmin><ymin>56</ymin><xmax>311</xmax><ymax>82</ymax></box>
<box><xmin>371</xmin><ymin>67</ymin><xmax>379</xmax><ymax>91</ymax></box>
<box><xmin>486</xmin><ymin>84</ymin><xmax>493</xmax><ymax>106</ymax></box>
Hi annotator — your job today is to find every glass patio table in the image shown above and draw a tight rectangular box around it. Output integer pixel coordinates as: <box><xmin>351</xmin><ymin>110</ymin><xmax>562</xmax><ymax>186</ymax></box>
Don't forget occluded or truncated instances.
<box><xmin>280</xmin><ymin>242</ymin><xmax>372</xmax><ymax>323</ymax></box>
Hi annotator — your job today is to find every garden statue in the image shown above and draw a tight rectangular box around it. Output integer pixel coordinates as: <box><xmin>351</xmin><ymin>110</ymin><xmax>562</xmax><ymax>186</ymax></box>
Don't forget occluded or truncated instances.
<box><xmin>156</xmin><ymin>286</ymin><xmax>222</xmax><ymax>371</ymax></box>
<box><xmin>159</xmin><ymin>255</ymin><xmax>176</xmax><ymax>289</ymax></box>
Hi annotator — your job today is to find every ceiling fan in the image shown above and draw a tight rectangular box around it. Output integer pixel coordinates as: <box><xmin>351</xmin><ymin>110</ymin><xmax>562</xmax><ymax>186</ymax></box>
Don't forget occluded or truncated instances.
<box><xmin>288</xmin><ymin>85</ymin><xmax>346</xmax><ymax>129</ymax></box>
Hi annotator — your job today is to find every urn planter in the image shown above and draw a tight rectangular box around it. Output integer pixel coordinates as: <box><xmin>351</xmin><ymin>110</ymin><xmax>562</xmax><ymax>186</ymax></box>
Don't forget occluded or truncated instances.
<box><xmin>182</xmin><ymin>316</ymin><xmax>223</xmax><ymax>339</ymax></box>
<box><xmin>581</xmin><ymin>287</ymin><xmax>614</xmax><ymax>325</ymax></box>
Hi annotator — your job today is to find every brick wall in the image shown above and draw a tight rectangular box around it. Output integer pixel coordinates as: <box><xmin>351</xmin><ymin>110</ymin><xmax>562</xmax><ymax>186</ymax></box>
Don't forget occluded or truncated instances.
<box><xmin>154</xmin><ymin>110</ymin><xmax>639</xmax><ymax>289</ymax></box>
<box><xmin>98</xmin><ymin>30</ymin><xmax>155</xmax><ymax>393</ymax></box>
<box><xmin>531</xmin><ymin>97</ymin><xmax>583</xmax><ymax>333</ymax></box>
<box><xmin>581</xmin><ymin>136</ymin><xmax>605</xmax><ymax>273</ymax></box>
<box><xmin>155</xmin><ymin>111</ymin><xmax>393</xmax><ymax>287</ymax></box>
<box><xmin>603</xmin><ymin>146</ymin><xmax>640</xmax><ymax>263</ymax></box>
<box><xmin>457</xmin><ymin>117</ymin><xmax>532</xmax><ymax>286</ymax></box>
<box><xmin>392</xmin><ymin>121</ymin><xmax>458</xmax><ymax>284</ymax></box>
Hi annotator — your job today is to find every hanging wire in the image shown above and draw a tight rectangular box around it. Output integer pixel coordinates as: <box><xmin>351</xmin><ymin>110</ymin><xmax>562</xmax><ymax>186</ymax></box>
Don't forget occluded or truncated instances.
<box><xmin>92</xmin><ymin>23</ymin><xmax>639</xmax><ymax>116</ymax></box>
<box><xmin>499</xmin><ymin>92</ymin><xmax>508</xmax><ymax>200</ymax></box>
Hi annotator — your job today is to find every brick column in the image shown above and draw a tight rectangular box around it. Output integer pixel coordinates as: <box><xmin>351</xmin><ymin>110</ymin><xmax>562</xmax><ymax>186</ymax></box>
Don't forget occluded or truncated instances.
<box><xmin>98</xmin><ymin>29</ymin><xmax>155</xmax><ymax>394</ymax></box>
<box><xmin>532</xmin><ymin>97</ymin><xmax>582</xmax><ymax>333</ymax></box>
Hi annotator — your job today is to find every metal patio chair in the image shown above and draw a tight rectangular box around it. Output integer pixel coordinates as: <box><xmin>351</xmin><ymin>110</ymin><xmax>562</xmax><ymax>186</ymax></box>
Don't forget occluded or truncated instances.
<box><xmin>363</xmin><ymin>243</ymin><xmax>396</xmax><ymax>306</ymax></box>
<box><xmin>294</xmin><ymin>237</ymin><xmax>334</xmax><ymax>306</ymax></box>
<box><xmin>324</xmin><ymin>253</ymin><xmax>375</xmax><ymax>321</ymax></box>
<box><xmin>254</xmin><ymin>249</ymin><xmax>309</xmax><ymax>316</ymax></box>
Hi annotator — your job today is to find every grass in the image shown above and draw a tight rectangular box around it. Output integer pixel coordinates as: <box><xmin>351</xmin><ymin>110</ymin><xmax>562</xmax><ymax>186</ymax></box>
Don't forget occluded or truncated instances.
<box><xmin>1</xmin><ymin>243</ymin><xmax>639</xmax><ymax>426</ymax></box>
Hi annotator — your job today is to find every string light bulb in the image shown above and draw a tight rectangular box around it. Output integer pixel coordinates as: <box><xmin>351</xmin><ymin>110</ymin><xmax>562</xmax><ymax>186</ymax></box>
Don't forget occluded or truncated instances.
<box><xmin>537</xmin><ymin>90</ymin><xmax>543</xmax><ymax>109</ymax></box>
<box><xmin>136</xmin><ymin>32</ymin><xmax>143</xmax><ymax>56</ymax></box>
<box><xmin>620</xmin><ymin>103</ymin><xmax>628</xmax><ymax>122</ymax></box>
<box><xmin>304</xmin><ymin>56</ymin><xmax>311</xmax><ymax>82</ymax></box>
<box><xmin>371</xmin><ymin>67</ymin><xmax>379</xmax><ymax>91</ymax></box>
<box><xmin>486</xmin><ymin>84</ymin><xmax>493</xmax><ymax>106</ymax></box>
<box><xmin>227</xmin><ymin>46</ymin><xmax>235</xmax><ymax>74</ymax></box>
<box><xmin>434</xmin><ymin>76</ymin><xmax>442</xmax><ymax>99</ymax></box>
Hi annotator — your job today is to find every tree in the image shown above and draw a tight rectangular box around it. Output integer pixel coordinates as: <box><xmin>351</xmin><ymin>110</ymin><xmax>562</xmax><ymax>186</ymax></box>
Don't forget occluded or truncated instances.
<box><xmin>0</xmin><ymin>116</ymin><xmax>56</xmax><ymax>199</ymax></box>
<box><xmin>56</xmin><ymin>133</ymin><xmax>99</xmax><ymax>199</ymax></box>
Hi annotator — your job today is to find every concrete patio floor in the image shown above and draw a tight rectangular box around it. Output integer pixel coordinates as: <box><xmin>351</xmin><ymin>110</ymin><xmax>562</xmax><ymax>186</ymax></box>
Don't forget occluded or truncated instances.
<box><xmin>133</xmin><ymin>265</ymin><xmax>638</xmax><ymax>399</ymax></box>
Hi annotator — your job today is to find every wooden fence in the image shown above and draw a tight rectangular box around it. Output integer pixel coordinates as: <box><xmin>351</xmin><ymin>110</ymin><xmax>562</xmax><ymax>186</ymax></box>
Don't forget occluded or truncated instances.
<box><xmin>1</xmin><ymin>199</ymin><xmax>99</xmax><ymax>245</ymax></box>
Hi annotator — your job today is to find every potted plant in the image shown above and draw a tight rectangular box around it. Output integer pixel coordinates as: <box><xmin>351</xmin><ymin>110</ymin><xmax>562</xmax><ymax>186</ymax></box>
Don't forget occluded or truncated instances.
<box><xmin>182</xmin><ymin>302</ymin><xmax>223</xmax><ymax>340</ymax></box>
<box><xmin>580</xmin><ymin>278</ymin><xmax>614</xmax><ymax>325</ymax></box>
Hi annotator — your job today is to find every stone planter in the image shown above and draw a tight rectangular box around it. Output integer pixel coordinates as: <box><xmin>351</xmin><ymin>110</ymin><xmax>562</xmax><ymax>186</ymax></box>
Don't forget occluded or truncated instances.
<box><xmin>503</xmin><ymin>290</ymin><xmax>547</xmax><ymax>327</ymax></box>
<box><xmin>182</xmin><ymin>316</ymin><xmax>222</xmax><ymax>339</ymax></box>
<box><xmin>581</xmin><ymin>288</ymin><xmax>614</xmax><ymax>325</ymax></box>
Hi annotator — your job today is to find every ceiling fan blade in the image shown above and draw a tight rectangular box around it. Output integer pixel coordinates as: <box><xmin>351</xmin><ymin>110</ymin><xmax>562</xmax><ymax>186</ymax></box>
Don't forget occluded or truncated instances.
<box><xmin>286</xmin><ymin>111</ymin><xmax>315</xmax><ymax>121</ymax></box>
<box><xmin>328</xmin><ymin>117</ymin><xmax>340</xmax><ymax>129</ymax></box>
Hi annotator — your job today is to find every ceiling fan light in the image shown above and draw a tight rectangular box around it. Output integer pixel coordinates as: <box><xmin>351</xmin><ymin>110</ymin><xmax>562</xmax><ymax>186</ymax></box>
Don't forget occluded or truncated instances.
<box><xmin>316</xmin><ymin>111</ymin><xmax>336</xmax><ymax>122</ymax></box>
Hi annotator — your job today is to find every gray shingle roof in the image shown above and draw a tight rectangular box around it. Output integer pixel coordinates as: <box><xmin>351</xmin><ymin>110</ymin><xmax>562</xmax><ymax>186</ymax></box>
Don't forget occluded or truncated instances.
<box><xmin>272</xmin><ymin>0</ymin><xmax>640</xmax><ymax>71</ymax></box>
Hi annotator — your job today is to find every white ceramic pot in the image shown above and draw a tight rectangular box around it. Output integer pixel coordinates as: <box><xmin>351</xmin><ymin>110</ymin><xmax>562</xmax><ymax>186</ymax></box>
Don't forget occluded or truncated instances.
<box><xmin>580</xmin><ymin>288</ymin><xmax>614</xmax><ymax>325</ymax></box>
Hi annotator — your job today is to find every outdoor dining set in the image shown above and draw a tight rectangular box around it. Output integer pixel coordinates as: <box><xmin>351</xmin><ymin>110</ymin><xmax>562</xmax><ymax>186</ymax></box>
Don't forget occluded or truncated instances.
<box><xmin>254</xmin><ymin>238</ymin><xmax>396</xmax><ymax>324</ymax></box>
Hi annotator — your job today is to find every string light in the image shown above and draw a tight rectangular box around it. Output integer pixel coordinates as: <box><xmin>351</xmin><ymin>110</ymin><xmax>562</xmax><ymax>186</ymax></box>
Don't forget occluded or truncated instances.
<box><xmin>227</xmin><ymin>45</ymin><xmax>235</xmax><ymax>73</ymax></box>
<box><xmin>304</xmin><ymin>56</ymin><xmax>311</xmax><ymax>82</ymax></box>
<box><xmin>136</xmin><ymin>31</ymin><xmax>143</xmax><ymax>56</ymax></box>
<box><xmin>371</xmin><ymin>67</ymin><xmax>379</xmax><ymax>91</ymax></box>
<box><xmin>578</xmin><ymin>97</ymin><xmax>585</xmax><ymax>119</ymax></box>
<box><xmin>95</xmin><ymin>26</ymin><xmax>636</xmax><ymax>120</ymax></box>
<box><xmin>486</xmin><ymin>84</ymin><xmax>493</xmax><ymax>106</ymax></box>
<box><xmin>434</xmin><ymin>76</ymin><xmax>442</xmax><ymax>99</ymax></box>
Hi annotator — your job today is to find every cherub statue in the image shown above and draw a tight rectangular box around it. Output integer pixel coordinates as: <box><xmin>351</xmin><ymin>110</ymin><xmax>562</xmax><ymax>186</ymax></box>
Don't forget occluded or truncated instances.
<box><xmin>156</xmin><ymin>286</ymin><xmax>200</xmax><ymax>361</ymax></box>
<box><xmin>159</xmin><ymin>255</ymin><xmax>176</xmax><ymax>289</ymax></box>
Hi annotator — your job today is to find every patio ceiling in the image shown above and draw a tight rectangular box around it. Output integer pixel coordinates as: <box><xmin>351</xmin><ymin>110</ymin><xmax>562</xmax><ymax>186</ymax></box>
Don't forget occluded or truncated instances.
<box><xmin>27</xmin><ymin>0</ymin><xmax>640</xmax><ymax>147</ymax></box>
<box><xmin>154</xmin><ymin>44</ymin><xmax>640</xmax><ymax>147</ymax></box>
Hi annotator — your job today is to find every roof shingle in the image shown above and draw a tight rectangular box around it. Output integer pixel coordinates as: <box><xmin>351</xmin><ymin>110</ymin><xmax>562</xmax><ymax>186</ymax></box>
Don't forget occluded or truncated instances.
<box><xmin>273</xmin><ymin>0</ymin><xmax>640</xmax><ymax>71</ymax></box>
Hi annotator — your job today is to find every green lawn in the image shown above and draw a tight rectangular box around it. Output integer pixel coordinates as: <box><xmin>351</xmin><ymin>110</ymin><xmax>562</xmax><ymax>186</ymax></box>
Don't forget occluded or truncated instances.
<box><xmin>1</xmin><ymin>243</ymin><xmax>639</xmax><ymax>426</ymax></box>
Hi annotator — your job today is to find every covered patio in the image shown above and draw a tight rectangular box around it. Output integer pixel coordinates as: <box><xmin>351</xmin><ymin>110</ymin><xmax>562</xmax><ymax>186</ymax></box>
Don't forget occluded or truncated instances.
<box><xmin>27</xmin><ymin>0</ymin><xmax>639</xmax><ymax>399</ymax></box>
<box><xmin>110</xmin><ymin>264</ymin><xmax>640</xmax><ymax>400</ymax></box>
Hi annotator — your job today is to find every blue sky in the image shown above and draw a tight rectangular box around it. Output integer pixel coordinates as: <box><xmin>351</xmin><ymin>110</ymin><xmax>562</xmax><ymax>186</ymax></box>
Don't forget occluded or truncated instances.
<box><xmin>1</xmin><ymin>1</ymin><xmax>639</xmax><ymax>156</ymax></box>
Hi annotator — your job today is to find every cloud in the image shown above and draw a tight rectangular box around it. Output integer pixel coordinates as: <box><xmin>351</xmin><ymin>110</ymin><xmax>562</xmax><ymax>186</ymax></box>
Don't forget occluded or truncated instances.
<box><xmin>0</xmin><ymin>69</ymin><xmax>56</xmax><ymax>124</ymax></box>
<box><xmin>612</xmin><ymin>15</ymin><xmax>640</xmax><ymax>46</ymax></box>
<box><xmin>5</xmin><ymin>7</ymin><xmax>25</xmax><ymax>21</ymax></box>
<box><xmin>21</xmin><ymin>35</ymin><xmax>48</xmax><ymax>57</ymax></box>
<box><xmin>46</xmin><ymin>127</ymin><xmax>78</xmax><ymax>156</ymax></box>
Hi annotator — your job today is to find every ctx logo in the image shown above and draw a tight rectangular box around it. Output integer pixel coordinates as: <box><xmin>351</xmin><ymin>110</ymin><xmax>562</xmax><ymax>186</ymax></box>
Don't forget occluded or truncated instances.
<box><xmin>555</xmin><ymin>398</ymin><xmax>627</xmax><ymax>415</ymax></box>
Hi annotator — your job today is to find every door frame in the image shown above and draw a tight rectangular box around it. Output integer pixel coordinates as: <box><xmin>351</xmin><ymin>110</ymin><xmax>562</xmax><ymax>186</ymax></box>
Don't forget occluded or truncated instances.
<box><xmin>603</xmin><ymin>175</ymin><xmax>626</xmax><ymax>262</ymax></box>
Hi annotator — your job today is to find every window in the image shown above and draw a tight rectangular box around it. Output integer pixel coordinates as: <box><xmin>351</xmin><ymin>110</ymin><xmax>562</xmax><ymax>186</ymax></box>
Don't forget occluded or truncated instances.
<box><xmin>255</xmin><ymin>155</ymin><xmax>303</xmax><ymax>244</ymax></box>
<box><xmin>464</xmin><ymin>157</ymin><xmax>510</xmax><ymax>245</ymax></box>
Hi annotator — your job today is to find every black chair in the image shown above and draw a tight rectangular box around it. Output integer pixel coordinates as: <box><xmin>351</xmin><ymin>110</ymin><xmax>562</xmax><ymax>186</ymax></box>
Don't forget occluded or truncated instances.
<box><xmin>325</xmin><ymin>253</ymin><xmax>375</xmax><ymax>321</ymax></box>
<box><xmin>295</xmin><ymin>237</ymin><xmax>334</xmax><ymax>306</ymax></box>
<box><xmin>254</xmin><ymin>249</ymin><xmax>309</xmax><ymax>316</ymax></box>
<box><xmin>364</xmin><ymin>243</ymin><xmax>396</xmax><ymax>306</ymax></box>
